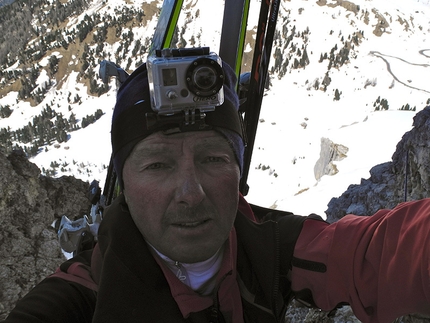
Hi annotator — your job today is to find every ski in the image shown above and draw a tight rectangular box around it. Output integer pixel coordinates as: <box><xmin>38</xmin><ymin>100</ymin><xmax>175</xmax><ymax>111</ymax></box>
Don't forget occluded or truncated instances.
<box><xmin>219</xmin><ymin>0</ymin><xmax>251</xmax><ymax>78</ymax></box>
<box><xmin>149</xmin><ymin>0</ymin><xmax>184</xmax><ymax>56</ymax></box>
<box><xmin>101</xmin><ymin>0</ymin><xmax>184</xmax><ymax>207</ymax></box>
<box><xmin>240</xmin><ymin>0</ymin><xmax>281</xmax><ymax>195</ymax></box>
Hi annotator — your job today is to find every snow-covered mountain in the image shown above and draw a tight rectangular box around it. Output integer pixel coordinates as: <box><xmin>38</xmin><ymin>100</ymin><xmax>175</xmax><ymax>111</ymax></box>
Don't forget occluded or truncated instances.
<box><xmin>1</xmin><ymin>0</ymin><xmax>430</xmax><ymax>218</ymax></box>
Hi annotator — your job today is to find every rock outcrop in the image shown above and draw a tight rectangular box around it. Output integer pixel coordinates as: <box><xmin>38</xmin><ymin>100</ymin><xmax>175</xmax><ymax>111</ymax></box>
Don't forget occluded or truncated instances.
<box><xmin>314</xmin><ymin>137</ymin><xmax>349</xmax><ymax>181</ymax></box>
<box><xmin>0</xmin><ymin>149</ymin><xmax>91</xmax><ymax>319</ymax></box>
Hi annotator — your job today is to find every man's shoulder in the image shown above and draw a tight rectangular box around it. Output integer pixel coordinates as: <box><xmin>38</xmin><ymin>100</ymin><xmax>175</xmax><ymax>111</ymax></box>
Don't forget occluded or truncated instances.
<box><xmin>50</xmin><ymin>246</ymin><xmax>100</xmax><ymax>292</ymax></box>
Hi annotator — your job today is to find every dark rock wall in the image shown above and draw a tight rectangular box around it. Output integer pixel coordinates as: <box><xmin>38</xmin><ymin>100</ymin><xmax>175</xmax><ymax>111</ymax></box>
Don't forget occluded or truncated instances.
<box><xmin>0</xmin><ymin>149</ymin><xmax>91</xmax><ymax>319</ymax></box>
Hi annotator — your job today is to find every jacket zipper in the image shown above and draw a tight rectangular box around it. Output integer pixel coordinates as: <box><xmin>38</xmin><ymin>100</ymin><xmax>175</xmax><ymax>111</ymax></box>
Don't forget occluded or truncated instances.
<box><xmin>209</xmin><ymin>270</ymin><xmax>231</xmax><ymax>323</ymax></box>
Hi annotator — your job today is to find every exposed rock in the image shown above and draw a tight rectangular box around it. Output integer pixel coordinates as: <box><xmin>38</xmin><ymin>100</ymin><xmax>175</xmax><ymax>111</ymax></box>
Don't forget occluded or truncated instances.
<box><xmin>317</xmin><ymin>0</ymin><xmax>361</xmax><ymax>14</ymax></box>
<box><xmin>314</xmin><ymin>137</ymin><xmax>349</xmax><ymax>181</ymax></box>
<box><xmin>326</xmin><ymin>106</ymin><xmax>430</xmax><ymax>223</ymax></box>
<box><xmin>0</xmin><ymin>149</ymin><xmax>91</xmax><ymax>319</ymax></box>
<box><xmin>372</xmin><ymin>8</ymin><xmax>390</xmax><ymax>36</ymax></box>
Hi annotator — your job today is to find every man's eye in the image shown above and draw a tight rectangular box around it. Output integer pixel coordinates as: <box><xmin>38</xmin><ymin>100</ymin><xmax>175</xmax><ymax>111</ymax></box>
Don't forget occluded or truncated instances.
<box><xmin>205</xmin><ymin>156</ymin><xmax>226</xmax><ymax>163</ymax></box>
<box><xmin>145</xmin><ymin>162</ymin><xmax>164</xmax><ymax>170</ymax></box>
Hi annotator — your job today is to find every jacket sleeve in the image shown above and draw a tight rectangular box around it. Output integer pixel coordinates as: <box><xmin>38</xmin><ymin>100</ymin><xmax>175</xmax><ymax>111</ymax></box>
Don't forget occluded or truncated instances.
<box><xmin>3</xmin><ymin>277</ymin><xmax>96</xmax><ymax>323</ymax></box>
<box><xmin>291</xmin><ymin>198</ymin><xmax>430</xmax><ymax>323</ymax></box>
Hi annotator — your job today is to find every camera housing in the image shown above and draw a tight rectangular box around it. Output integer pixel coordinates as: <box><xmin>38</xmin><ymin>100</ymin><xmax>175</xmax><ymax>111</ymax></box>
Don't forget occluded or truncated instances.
<box><xmin>147</xmin><ymin>47</ymin><xmax>225</xmax><ymax>115</ymax></box>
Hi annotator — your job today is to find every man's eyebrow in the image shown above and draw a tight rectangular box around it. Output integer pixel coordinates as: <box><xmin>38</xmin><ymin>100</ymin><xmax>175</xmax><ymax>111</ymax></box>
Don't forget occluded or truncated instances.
<box><xmin>131</xmin><ymin>135</ymin><xmax>233</xmax><ymax>158</ymax></box>
<box><xmin>193</xmin><ymin>137</ymin><xmax>233</xmax><ymax>153</ymax></box>
<box><xmin>131</xmin><ymin>145</ymin><xmax>170</xmax><ymax>158</ymax></box>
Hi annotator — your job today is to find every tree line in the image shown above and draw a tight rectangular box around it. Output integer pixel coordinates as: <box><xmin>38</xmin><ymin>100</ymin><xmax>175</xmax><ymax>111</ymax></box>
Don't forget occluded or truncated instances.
<box><xmin>0</xmin><ymin>105</ymin><xmax>103</xmax><ymax>157</ymax></box>
<box><xmin>0</xmin><ymin>0</ymin><xmax>90</xmax><ymax>67</ymax></box>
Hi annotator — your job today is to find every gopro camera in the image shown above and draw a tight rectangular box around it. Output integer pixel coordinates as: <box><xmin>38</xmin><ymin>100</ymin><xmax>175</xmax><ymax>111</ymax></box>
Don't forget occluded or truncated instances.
<box><xmin>147</xmin><ymin>47</ymin><xmax>225</xmax><ymax>115</ymax></box>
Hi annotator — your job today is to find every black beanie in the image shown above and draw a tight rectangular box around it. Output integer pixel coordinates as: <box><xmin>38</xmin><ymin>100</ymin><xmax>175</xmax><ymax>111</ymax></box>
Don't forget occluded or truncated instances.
<box><xmin>111</xmin><ymin>61</ymin><xmax>245</xmax><ymax>188</ymax></box>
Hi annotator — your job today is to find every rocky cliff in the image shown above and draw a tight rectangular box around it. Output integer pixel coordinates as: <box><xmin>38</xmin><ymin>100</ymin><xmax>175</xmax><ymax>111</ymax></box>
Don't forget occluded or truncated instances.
<box><xmin>0</xmin><ymin>149</ymin><xmax>91</xmax><ymax>319</ymax></box>
<box><xmin>326</xmin><ymin>106</ymin><xmax>430</xmax><ymax>223</ymax></box>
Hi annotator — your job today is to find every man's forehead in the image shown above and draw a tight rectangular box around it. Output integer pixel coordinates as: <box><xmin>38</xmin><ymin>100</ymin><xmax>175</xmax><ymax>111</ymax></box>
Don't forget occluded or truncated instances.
<box><xmin>133</xmin><ymin>130</ymin><xmax>230</xmax><ymax>152</ymax></box>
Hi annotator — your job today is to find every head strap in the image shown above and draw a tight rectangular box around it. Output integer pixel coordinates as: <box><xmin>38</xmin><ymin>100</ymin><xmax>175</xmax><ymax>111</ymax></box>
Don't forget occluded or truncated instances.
<box><xmin>111</xmin><ymin>101</ymin><xmax>244</xmax><ymax>158</ymax></box>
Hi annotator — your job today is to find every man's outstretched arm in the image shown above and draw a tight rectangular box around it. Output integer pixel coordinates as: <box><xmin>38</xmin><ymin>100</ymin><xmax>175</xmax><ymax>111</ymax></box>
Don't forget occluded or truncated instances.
<box><xmin>291</xmin><ymin>198</ymin><xmax>430</xmax><ymax>323</ymax></box>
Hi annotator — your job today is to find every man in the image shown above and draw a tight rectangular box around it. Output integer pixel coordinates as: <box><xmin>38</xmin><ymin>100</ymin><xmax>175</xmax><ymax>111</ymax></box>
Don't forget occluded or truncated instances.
<box><xmin>4</xmin><ymin>61</ymin><xmax>430</xmax><ymax>323</ymax></box>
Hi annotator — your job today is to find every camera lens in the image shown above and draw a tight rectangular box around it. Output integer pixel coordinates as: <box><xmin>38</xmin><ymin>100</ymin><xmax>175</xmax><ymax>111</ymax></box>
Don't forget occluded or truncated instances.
<box><xmin>186</xmin><ymin>58</ymin><xmax>224</xmax><ymax>97</ymax></box>
<box><xmin>193</xmin><ymin>66</ymin><xmax>217</xmax><ymax>90</ymax></box>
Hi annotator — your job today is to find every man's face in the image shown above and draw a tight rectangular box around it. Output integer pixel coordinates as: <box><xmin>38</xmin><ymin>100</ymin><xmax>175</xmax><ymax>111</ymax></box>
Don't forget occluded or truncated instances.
<box><xmin>122</xmin><ymin>130</ymin><xmax>240</xmax><ymax>263</ymax></box>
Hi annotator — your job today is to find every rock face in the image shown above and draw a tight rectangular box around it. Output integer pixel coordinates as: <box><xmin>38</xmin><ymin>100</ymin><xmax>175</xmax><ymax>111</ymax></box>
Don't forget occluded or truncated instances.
<box><xmin>314</xmin><ymin>137</ymin><xmax>349</xmax><ymax>181</ymax></box>
<box><xmin>0</xmin><ymin>149</ymin><xmax>91</xmax><ymax>319</ymax></box>
<box><xmin>326</xmin><ymin>106</ymin><xmax>430</xmax><ymax>223</ymax></box>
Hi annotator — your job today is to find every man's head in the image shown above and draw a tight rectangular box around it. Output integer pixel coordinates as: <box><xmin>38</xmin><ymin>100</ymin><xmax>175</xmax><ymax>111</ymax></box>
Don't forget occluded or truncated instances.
<box><xmin>111</xmin><ymin>60</ymin><xmax>244</xmax><ymax>263</ymax></box>
<box><xmin>111</xmin><ymin>62</ymin><xmax>244</xmax><ymax>188</ymax></box>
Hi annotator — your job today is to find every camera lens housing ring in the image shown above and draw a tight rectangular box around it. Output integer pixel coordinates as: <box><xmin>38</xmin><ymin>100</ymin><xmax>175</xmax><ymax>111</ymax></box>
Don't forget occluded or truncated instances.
<box><xmin>186</xmin><ymin>57</ymin><xmax>224</xmax><ymax>97</ymax></box>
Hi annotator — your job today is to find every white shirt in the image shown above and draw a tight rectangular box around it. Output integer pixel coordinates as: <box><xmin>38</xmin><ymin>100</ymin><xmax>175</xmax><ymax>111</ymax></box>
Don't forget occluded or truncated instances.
<box><xmin>150</xmin><ymin>245</ymin><xmax>224</xmax><ymax>296</ymax></box>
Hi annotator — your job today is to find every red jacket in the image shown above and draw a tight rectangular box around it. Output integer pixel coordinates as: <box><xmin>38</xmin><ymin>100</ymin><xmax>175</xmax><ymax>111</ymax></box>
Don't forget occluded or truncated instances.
<box><xmin>291</xmin><ymin>198</ymin><xmax>430</xmax><ymax>322</ymax></box>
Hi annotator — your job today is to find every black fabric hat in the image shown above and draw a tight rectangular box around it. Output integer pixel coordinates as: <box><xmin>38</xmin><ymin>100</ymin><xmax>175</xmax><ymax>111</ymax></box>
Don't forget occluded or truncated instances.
<box><xmin>111</xmin><ymin>61</ymin><xmax>245</xmax><ymax>188</ymax></box>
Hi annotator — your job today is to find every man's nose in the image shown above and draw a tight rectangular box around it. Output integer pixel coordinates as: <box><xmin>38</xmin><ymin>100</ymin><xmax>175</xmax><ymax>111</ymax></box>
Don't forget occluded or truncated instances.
<box><xmin>174</xmin><ymin>163</ymin><xmax>205</xmax><ymax>206</ymax></box>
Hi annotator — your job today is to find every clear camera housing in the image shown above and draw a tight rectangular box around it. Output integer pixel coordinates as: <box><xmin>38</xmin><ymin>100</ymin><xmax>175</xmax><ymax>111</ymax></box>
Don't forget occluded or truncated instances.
<box><xmin>147</xmin><ymin>48</ymin><xmax>225</xmax><ymax>115</ymax></box>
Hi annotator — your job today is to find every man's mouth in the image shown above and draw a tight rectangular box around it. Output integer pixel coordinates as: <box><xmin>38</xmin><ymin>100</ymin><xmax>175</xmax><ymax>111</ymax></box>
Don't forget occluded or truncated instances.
<box><xmin>173</xmin><ymin>219</ymin><xmax>210</xmax><ymax>228</ymax></box>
